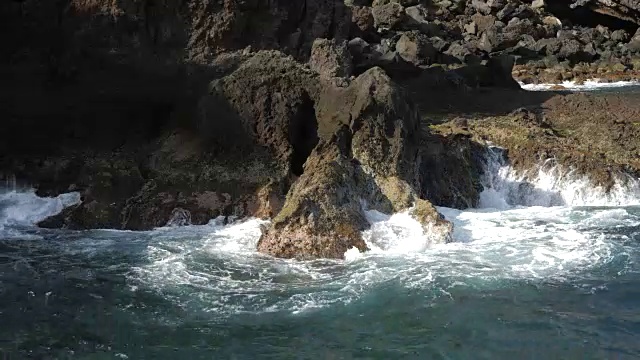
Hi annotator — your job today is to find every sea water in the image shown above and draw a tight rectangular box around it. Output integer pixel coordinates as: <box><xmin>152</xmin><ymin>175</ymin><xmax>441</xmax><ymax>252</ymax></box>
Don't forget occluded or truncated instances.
<box><xmin>1</xmin><ymin>152</ymin><xmax>640</xmax><ymax>358</ymax></box>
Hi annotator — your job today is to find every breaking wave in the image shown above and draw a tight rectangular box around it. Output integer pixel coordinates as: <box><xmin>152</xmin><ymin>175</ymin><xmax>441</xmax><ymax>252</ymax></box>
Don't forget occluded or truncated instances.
<box><xmin>126</xmin><ymin>145</ymin><xmax>640</xmax><ymax>314</ymax></box>
<box><xmin>0</xmin><ymin>189</ymin><xmax>81</xmax><ymax>232</ymax></box>
<box><xmin>479</xmin><ymin>147</ymin><xmax>640</xmax><ymax>209</ymax></box>
<box><xmin>520</xmin><ymin>80</ymin><xmax>640</xmax><ymax>91</ymax></box>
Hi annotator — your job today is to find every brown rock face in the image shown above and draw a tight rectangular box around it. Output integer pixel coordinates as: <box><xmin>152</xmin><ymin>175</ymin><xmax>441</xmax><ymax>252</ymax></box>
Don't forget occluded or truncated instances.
<box><xmin>198</xmin><ymin>51</ymin><xmax>320</xmax><ymax>176</ymax></box>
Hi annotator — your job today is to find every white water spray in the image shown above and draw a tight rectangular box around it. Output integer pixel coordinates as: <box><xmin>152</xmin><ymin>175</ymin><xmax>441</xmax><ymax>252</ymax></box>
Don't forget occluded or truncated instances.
<box><xmin>479</xmin><ymin>147</ymin><xmax>640</xmax><ymax>209</ymax></box>
<box><xmin>0</xmin><ymin>190</ymin><xmax>81</xmax><ymax>229</ymax></box>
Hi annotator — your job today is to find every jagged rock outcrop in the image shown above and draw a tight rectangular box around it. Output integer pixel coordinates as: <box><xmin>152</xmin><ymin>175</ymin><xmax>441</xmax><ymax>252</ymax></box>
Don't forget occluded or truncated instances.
<box><xmin>255</xmin><ymin>48</ymin><xmax>467</xmax><ymax>259</ymax></box>
<box><xmin>258</xmin><ymin>67</ymin><xmax>453</xmax><ymax>259</ymax></box>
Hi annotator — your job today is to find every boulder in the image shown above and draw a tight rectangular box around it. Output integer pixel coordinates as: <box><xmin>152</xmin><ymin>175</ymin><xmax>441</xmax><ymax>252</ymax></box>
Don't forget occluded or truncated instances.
<box><xmin>452</xmin><ymin>55</ymin><xmax>520</xmax><ymax>88</ymax></box>
<box><xmin>395</xmin><ymin>31</ymin><xmax>439</xmax><ymax>65</ymax></box>
<box><xmin>504</xmin><ymin>18</ymin><xmax>539</xmax><ymax>40</ymax></box>
<box><xmin>532</xmin><ymin>0</ymin><xmax>545</xmax><ymax>9</ymax></box>
<box><xmin>350</xmin><ymin>5</ymin><xmax>376</xmax><ymax>35</ymax></box>
<box><xmin>411</xmin><ymin>199</ymin><xmax>453</xmax><ymax>242</ymax></box>
<box><xmin>361</xmin><ymin>50</ymin><xmax>424</xmax><ymax>78</ymax></box>
<box><xmin>471</xmin><ymin>0</ymin><xmax>492</xmax><ymax>14</ymax></box>
<box><xmin>487</xmin><ymin>0</ymin><xmax>507</xmax><ymax>11</ymax></box>
<box><xmin>445</xmin><ymin>41</ymin><xmax>482</xmax><ymax>64</ymax></box>
<box><xmin>405</xmin><ymin>5</ymin><xmax>429</xmax><ymax>25</ymax></box>
<box><xmin>479</xmin><ymin>23</ymin><xmax>521</xmax><ymax>53</ymax></box>
<box><xmin>404</xmin><ymin>5</ymin><xmax>445</xmax><ymax>36</ymax></box>
<box><xmin>372</xmin><ymin>2</ymin><xmax>406</xmax><ymax>30</ymax></box>
<box><xmin>558</xmin><ymin>39</ymin><xmax>596</xmax><ymax>63</ymax></box>
<box><xmin>626</xmin><ymin>28</ymin><xmax>640</xmax><ymax>53</ymax></box>
<box><xmin>471</xmin><ymin>13</ymin><xmax>497</xmax><ymax>34</ymax></box>
<box><xmin>309</xmin><ymin>38</ymin><xmax>354</xmax><ymax>78</ymax></box>
<box><xmin>430</xmin><ymin>36</ymin><xmax>451</xmax><ymax>52</ymax></box>
<box><xmin>496</xmin><ymin>2</ymin><xmax>518</xmax><ymax>20</ymax></box>
<box><xmin>542</xmin><ymin>15</ymin><xmax>562</xmax><ymax>28</ymax></box>
<box><xmin>611</xmin><ymin>29</ymin><xmax>630</xmax><ymax>43</ymax></box>
<box><xmin>535</xmin><ymin>37</ymin><xmax>563</xmax><ymax>56</ymax></box>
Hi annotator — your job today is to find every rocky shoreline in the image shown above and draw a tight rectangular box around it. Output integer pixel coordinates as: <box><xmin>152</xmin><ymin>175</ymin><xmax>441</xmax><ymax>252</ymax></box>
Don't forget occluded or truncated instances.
<box><xmin>2</xmin><ymin>0</ymin><xmax>640</xmax><ymax>259</ymax></box>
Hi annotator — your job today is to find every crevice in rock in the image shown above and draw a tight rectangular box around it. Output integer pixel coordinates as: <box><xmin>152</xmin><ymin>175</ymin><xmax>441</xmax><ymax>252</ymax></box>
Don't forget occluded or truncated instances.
<box><xmin>546</xmin><ymin>0</ymin><xmax>639</xmax><ymax>33</ymax></box>
<box><xmin>289</xmin><ymin>93</ymin><xmax>318</xmax><ymax>176</ymax></box>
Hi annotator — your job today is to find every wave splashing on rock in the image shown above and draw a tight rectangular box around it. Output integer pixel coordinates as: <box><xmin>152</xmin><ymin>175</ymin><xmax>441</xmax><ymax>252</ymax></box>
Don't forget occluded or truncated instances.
<box><xmin>479</xmin><ymin>147</ymin><xmax>640</xmax><ymax>209</ymax></box>
<box><xmin>124</xmin><ymin>205</ymin><xmax>635</xmax><ymax>317</ymax></box>
<box><xmin>0</xmin><ymin>189</ymin><xmax>80</xmax><ymax>230</ymax></box>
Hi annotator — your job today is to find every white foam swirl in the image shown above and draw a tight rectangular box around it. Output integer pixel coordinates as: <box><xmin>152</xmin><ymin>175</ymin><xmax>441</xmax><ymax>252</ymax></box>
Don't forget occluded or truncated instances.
<box><xmin>125</xmin><ymin>205</ymin><xmax>638</xmax><ymax>316</ymax></box>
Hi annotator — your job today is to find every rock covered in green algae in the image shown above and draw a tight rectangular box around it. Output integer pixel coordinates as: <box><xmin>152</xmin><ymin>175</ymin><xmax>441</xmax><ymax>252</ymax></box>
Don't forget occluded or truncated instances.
<box><xmin>257</xmin><ymin>132</ymin><xmax>370</xmax><ymax>259</ymax></box>
<box><xmin>434</xmin><ymin>90</ymin><xmax>640</xmax><ymax>191</ymax></box>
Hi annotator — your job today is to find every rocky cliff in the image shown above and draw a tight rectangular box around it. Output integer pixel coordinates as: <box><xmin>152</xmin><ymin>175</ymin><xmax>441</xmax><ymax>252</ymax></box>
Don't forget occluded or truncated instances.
<box><xmin>1</xmin><ymin>0</ymin><xmax>639</xmax><ymax>259</ymax></box>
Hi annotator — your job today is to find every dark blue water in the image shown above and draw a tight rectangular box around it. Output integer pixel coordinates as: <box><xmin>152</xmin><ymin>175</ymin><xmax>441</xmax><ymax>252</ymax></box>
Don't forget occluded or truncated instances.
<box><xmin>1</xmin><ymin>188</ymin><xmax>640</xmax><ymax>359</ymax></box>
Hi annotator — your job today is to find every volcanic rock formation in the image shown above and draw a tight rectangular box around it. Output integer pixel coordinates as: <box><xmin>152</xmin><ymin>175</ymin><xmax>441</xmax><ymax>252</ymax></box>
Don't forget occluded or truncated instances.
<box><xmin>2</xmin><ymin>0</ymin><xmax>640</xmax><ymax>259</ymax></box>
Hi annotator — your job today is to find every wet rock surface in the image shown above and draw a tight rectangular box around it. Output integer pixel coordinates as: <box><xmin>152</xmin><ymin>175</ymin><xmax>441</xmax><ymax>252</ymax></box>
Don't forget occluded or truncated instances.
<box><xmin>429</xmin><ymin>89</ymin><xmax>640</xmax><ymax>190</ymax></box>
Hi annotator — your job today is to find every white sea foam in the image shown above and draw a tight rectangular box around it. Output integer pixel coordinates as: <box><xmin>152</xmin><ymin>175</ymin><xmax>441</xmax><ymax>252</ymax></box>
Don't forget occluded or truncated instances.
<box><xmin>520</xmin><ymin>80</ymin><xmax>640</xmax><ymax>91</ymax></box>
<box><xmin>361</xmin><ymin>209</ymin><xmax>435</xmax><ymax>254</ymax></box>
<box><xmin>0</xmin><ymin>189</ymin><xmax>81</xmax><ymax>229</ymax></box>
<box><xmin>124</xmin><ymin>205</ymin><xmax>638</xmax><ymax>316</ymax></box>
<box><xmin>123</xmin><ymin>145</ymin><xmax>640</xmax><ymax>315</ymax></box>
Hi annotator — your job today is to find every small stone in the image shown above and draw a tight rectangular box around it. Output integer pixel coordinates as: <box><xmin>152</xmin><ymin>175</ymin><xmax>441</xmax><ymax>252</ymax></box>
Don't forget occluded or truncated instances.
<box><xmin>464</xmin><ymin>21</ymin><xmax>477</xmax><ymax>35</ymax></box>
<box><xmin>531</xmin><ymin>0</ymin><xmax>545</xmax><ymax>9</ymax></box>
<box><xmin>542</xmin><ymin>16</ymin><xmax>562</xmax><ymax>28</ymax></box>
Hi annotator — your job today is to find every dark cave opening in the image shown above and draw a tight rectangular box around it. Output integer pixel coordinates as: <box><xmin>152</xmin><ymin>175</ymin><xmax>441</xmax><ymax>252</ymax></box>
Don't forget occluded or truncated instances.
<box><xmin>289</xmin><ymin>94</ymin><xmax>319</xmax><ymax>177</ymax></box>
<box><xmin>546</xmin><ymin>1</ymin><xmax>638</xmax><ymax>34</ymax></box>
